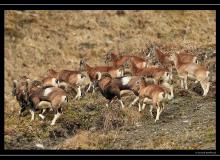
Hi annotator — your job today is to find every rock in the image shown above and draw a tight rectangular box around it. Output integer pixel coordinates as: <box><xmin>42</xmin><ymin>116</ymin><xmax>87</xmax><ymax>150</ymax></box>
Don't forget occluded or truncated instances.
<box><xmin>178</xmin><ymin>89</ymin><xmax>190</xmax><ymax>97</ymax></box>
<box><xmin>84</xmin><ymin>104</ymin><xmax>96</xmax><ymax>112</ymax></box>
<box><xmin>61</xmin><ymin>120</ymin><xmax>80</xmax><ymax>135</ymax></box>
<box><xmin>105</xmin><ymin>39</ymin><xmax>113</xmax><ymax>45</ymax></box>
<box><xmin>181</xmin><ymin>116</ymin><xmax>187</xmax><ymax>119</ymax></box>
<box><xmin>31</xmin><ymin>14</ymin><xmax>39</xmax><ymax>18</ymax></box>
<box><xmin>35</xmin><ymin>143</ymin><xmax>45</xmax><ymax>149</ymax></box>
<box><xmin>192</xmin><ymin>83</ymin><xmax>203</xmax><ymax>95</ymax></box>
<box><xmin>89</xmin><ymin>127</ymin><xmax>96</xmax><ymax>132</ymax></box>
<box><xmin>49</xmin><ymin>128</ymin><xmax>68</xmax><ymax>140</ymax></box>
<box><xmin>135</xmin><ymin>122</ymin><xmax>142</xmax><ymax>127</ymax></box>
<box><xmin>167</xmin><ymin>115</ymin><xmax>175</xmax><ymax>119</ymax></box>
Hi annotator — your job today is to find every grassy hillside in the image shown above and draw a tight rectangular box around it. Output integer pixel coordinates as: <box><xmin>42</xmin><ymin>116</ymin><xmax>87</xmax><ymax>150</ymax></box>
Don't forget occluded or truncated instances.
<box><xmin>4</xmin><ymin>10</ymin><xmax>216</xmax><ymax>150</ymax></box>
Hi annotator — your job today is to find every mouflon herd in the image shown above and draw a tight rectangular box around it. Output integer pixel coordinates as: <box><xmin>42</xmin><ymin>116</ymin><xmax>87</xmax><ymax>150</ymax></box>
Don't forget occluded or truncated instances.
<box><xmin>12</xmin><ymin>47</ymin><xmax>211</xmax><ymax>125</ymax></box>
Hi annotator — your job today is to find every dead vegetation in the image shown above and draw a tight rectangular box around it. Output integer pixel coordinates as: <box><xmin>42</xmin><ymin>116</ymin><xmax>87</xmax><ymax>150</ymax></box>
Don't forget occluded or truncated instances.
<box><xmin>4</xmin><ymin>10</ymin><xmax>216</xmax><ymax>150</ymax></box>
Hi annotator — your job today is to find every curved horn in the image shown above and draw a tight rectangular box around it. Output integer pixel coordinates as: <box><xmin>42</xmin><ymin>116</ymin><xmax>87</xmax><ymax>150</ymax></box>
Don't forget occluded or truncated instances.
<box><xmin>142</xmin><ymin>75</ymin><xmax>156</xmax><ymax>84</ymax></box>
<box><xmin>144</xmin><ymin>77</ymin><xmax>156</xmax><ymax>84</ymax></box>
<box><xmin>38</xmin><ymin>101</ymin><xmax>52</xmax><ymax>109</ymax></box>
<box><xmin>100</xmin><ymin>72</ymin><xmax>112</xmax><ymax>79</ymax></box>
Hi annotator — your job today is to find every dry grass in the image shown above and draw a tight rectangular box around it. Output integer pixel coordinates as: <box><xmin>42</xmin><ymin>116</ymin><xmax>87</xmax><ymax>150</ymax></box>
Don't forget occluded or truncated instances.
<box><xmin>55</xmin><ymin>130</ymin><xmax>95</xmax><ymax>149</ymax></box>
<box><xmin>55</xmin><ymin>130</ymin><xmax>121</xmax><ymax>149</ymax></box>
<box><xmin>4</xmin><ymin>10</ymin><xmax>216</xmax><ymax>150</ymax></box>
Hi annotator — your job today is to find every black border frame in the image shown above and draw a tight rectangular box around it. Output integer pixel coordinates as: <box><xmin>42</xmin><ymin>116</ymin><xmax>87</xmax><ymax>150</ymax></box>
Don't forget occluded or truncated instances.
<box><xmin>1</xmin><ymin>4</ymin><xmax>219</xmax><ymax>156</ymax></box>
<box><xmin>0</xmin><ymin>0</ymin><xmax>220</xmax><ymax>4</ymax></box>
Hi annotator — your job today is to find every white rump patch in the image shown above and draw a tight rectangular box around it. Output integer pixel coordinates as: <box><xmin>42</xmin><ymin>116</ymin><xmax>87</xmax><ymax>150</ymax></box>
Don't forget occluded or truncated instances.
<box><xmin>121</xmin><ymin>76</ymin><xmax>131</xmax><ymax>85</ymax></box>
<box><xmin>52</xmin><ymin>78</ymin><xmax>59</xmax><ymax>87</ymax></box>
<box><xmin>76</xmin><ymin>74</ymin><xmax>85</xmax><ymax>85</ymax></box>
<box><xmin>158</xmin><ymin>92</ymin><xmax>165</xmax><ymax>101</ymax></box>
<box><xmin>193</xmin><ymin>57</ymin><xmax>197</xmax><ymax>63</ymax></box>
<box><xmin>206</xmin><ymin>71</ymin><xmax>210</xmax><ymax>78</ymax></box>
<box><xmin>75</xmin><ymin>86</ymin><xmax>81</xmax><ymax>100</ymax></box>
<box><xmin>38</xmin><ymin>101</ymin><xmax>52</xmax><ymax>108</ymax></box>
<box><xmin>143</xmin><ymin>62</ymin><xmax>147</xmax><ymax>68</ymax></box>
<box><xmin>116</xmin><ymin>69</ymin><xmax>123</xmax><ymax>77</ymax></box>
<box><xmin>143</xmin><ymin>97</ymin><xmax>152</xmax><ymax>103</ymax></box>
<box><xmin>58</xmin><ymin>82</ymin><xmax>68</xmax><ymax>89</ymax></box>
<box><xmin>96</xmin><ymin>72</ymin><xmax>102</xmax><ymax>80</ymax></box>
<box><xmin>44</xmin><ymin>88</ymin><xmax>53</xmax><ymax>96</ymax></box>
<box><xmin>163</xmin><ymin>72</ymin><xmax>170</xmax><ymax>82</ymax></box>
<box><xmin>35</xmin><ymin>143</ymin><xmax>45</xmax><ymax>149</ymax></box>
<box><xmin>61</xmin><ymin>95</ymin><xmax>68</xmax><ymax>103</ymax></box>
